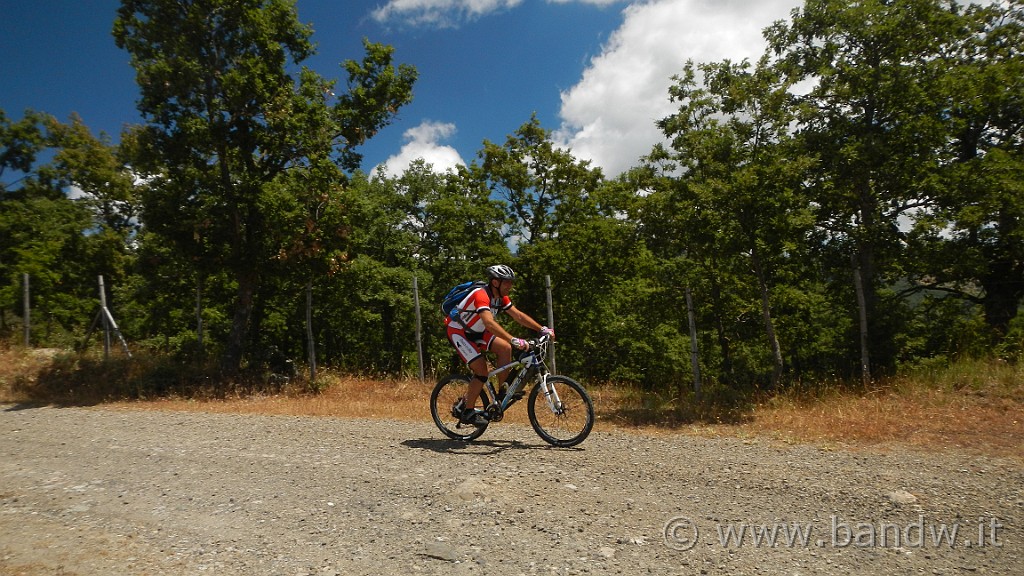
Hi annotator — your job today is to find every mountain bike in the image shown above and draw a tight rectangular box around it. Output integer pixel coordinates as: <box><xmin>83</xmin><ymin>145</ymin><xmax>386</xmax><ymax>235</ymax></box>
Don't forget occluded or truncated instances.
<box><xmin>429</xmin><ymin>334</ymin><xmax>594</xmax><ymax>447</ymax></box>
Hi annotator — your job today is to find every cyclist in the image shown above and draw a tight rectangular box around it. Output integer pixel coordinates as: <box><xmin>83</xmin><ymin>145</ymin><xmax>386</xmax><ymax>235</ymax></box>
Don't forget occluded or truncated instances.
<box><xmin>446</xmin><ymin>264</ymin><xmax>554</xmax><ymax>426</ymax></box>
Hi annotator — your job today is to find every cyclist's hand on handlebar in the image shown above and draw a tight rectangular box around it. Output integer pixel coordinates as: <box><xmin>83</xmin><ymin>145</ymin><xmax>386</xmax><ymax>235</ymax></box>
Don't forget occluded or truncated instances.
<box><xmin>511</xmin><ymin>337</ymin><xmax>529</xmax><ymax>351</ymax></box>
<box><xmin>540</xmin><ymin>326</ymin><xmax>555</xmax><ymax>340</ymax></box>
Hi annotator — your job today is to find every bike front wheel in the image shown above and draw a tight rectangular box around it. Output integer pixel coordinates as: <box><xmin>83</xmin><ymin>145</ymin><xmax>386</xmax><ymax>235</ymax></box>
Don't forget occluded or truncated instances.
<box><xmin>430</xmin><ymin>374</ymin><xmax>488</xmax><ymax>441</ymax></box>
<box><xmin>527</xmin><ymin>375</ymin><xmax>594</xmax><ymax>447</ymax></box>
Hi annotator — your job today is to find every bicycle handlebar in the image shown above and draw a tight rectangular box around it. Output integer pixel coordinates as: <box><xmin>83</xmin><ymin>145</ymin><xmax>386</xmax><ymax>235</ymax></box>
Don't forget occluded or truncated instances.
<box><xmin>526</xmin><ymin>332</ymin><xmax>551</xmax><ymax>350</ymax></box>
<box><xmin>513</xmin><ymin>333</ymin><xmax>551</xmax><ymax>363</ymax></box>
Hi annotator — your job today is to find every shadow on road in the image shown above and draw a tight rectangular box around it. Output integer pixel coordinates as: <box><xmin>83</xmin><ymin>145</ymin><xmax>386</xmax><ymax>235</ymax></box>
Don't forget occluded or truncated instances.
<box><xmin>402</xmin><ymin>437</ymin><xmax>584</xmax><ymax>455</ymax></box>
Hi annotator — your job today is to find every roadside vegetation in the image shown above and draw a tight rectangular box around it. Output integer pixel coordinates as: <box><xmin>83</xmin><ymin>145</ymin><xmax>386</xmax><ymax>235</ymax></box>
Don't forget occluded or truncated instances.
<box><xmin>3</xmin><ymin>343</ymin><xmax>1020</xmax><ymax>459</ymax></box>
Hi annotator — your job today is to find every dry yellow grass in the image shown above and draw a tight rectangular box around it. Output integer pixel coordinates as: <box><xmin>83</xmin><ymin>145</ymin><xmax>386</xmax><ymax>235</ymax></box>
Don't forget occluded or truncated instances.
<box><xmin>728</xmin><ymin>358</ymin><xmax>1024</xmax><ymax>457</ymax></box>
<box><xmin>119</xmin><ymin>373</ymin><xmax>573</xmax><ymax>430</ymax></box>
<box><xmin>737</xmin><ymin>387</ymin><xmax>1024</xmax><ymax>457</ymax></box>
<box><xmin>0</xmin><ymin>345</ymin><xmax>62</xmax><ymax>392</ymax></box>
<box><xmin>2</xmin><ymin>344</ymin><xmax>1021</xmax><ymax>458</ymax></box>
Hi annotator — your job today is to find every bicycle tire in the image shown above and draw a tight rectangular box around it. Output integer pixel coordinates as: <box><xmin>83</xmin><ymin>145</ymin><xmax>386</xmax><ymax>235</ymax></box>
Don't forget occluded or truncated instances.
<box><xmin>430</xmin><ymin>374</ymin><xmax>488</xmax><ymax>441</ymax></box>
<box><xmin>527</xmin><ymin>375</ymin><xmax>594</xmax><ymax>447</ymax></box>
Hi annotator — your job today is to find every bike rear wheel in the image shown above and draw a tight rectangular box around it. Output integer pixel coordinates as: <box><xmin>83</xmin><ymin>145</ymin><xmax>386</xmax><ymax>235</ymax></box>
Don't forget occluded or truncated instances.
<box><xmin>430</xmin><ymin>374</ymin><xmax>488</xmax><ymax>441</ymax></box>
<box><xmin>527</xmin><ymin>375</ymin><xmax>594</xmax><ymax>447</ymax></box>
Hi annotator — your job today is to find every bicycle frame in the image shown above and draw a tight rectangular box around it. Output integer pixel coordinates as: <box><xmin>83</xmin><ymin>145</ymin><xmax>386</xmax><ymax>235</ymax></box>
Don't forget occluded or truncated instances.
<box><xmin>480</xmin><ymin>335</ymin><xmax>562</xmax><ymax>417</ymax></box>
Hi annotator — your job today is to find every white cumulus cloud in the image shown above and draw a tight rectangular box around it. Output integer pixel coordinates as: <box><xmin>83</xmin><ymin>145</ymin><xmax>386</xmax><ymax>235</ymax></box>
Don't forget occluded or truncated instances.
<box><xmin>371</xmin><ymin>0</ymin><xmax>524</xmax><ymax>27</ymax></box>
<box><xmin>548</xmin><ymin>0</ymin><xmax>624</xmax><ymax>5</ymax></box>
<box><xmin>370</xmin><ymin>0</ymin><xmax>627</xmax><ymax>27</ymax></box>
<box><xmin>554</xmin><ymin>0</ymin><xmax>803</xmax><ymax>176</ymax></box>
<box><xmin>375</xmin><ymin>120</ymin><xmax>465</xmax><ymax>177</ymax></box>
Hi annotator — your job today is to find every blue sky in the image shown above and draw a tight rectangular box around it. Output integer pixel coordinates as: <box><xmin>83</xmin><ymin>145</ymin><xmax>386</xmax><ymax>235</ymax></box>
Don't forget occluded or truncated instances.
<box><xmin>1</xmin><ymin>0</ymin><xmax>803</xmax><ymax>179</ymax></box>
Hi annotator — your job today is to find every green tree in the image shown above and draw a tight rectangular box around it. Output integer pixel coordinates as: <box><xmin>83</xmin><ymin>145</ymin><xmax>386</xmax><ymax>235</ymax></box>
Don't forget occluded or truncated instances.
<box><xmin>0</xmin><ymin>179</ymin><xmax>94</xmax><ymax>338</ymax></box>
<box><xmin>1</xmin><ymin>110</ymin><xmax>139</xmax><ymax>342</ymax></box>
<box><xmin>655</xmin><ymin>57</ymin><xmax>816</xmax><ymax>387</ymax></box>
<box><xmin>385</xmin><ymin>161</ymin><xmax>510</xmax><ymax>372</ymax></box>
<box><xmin>268</xmin><ymin>161</ymin><xmax>511</xmax><ymax>376</ymax></box>
<box><xmin>907</xmin><ymin>0</ymin><xmax>1024</xmax><ymax>343</ymax></box>
<box><xmin>639</xmin><ymin>142</ymin><xmax>748</xmax><ymax>387</ymax></box>
<box><xmin>47</xmin><ymin>115</ymin><xmax>140</xmax><ymax>292</ymax></box>
<box><xmin>0</xmin><ymin>111</ymin><xmax>51</xmax><ymax>324</ymax></box>
<box><xmin>473</xmin><ymin>116</ymin><xmax>608</xmax><ymax>370</ymax></box>
<box><xmin>0</xmin><ymin>109</ymin><xmax>47</xmax><ymax>193</ymax></box>
<box><xmin>529</xmin><ymin>173</ymin><xmax>660</xmax><ymax>386</ymax></box>
<box><xmin>767</xmin><ymin>0</ymin><xmax>963</xmax><ymax>377</ymax></box>
<box><xmin>114</xmin><ymin>0</ymin><xmax>416</xmax><ymax>373</ymax></box>
<box><xmin>403</xmin><ymin>162</ymin><xmax>511</xmax><ymax>279</ymax></box>
<box><xmin>478</xmin><ymin>114</ymin><xmax>604</xmax><ymax>250</ymax></box>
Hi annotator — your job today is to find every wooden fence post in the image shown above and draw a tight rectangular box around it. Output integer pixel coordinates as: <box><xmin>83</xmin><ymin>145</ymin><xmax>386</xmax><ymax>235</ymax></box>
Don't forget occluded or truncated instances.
<box><xmin>196</xmin><ymin>280</ymin><xmax>204</xmax><ymax>354</ymax></box>
<box><xmin>413</xmin><ymin>275</ymin><xmax>425</xmax><ymax>382</ymax></box>
<box><xmin>306</xmin><ymin>282</ymin><xmax>317</xmax><ymax>381</ymax></box>
<box><xmin>545</xmin><ymin>275</ymin><xmax>556</xmax><ymax>375</ymax></box>
<box><xmin>685</xmin><ymin>285</ymin><xmax>702</xmax><ymax>399</ymax></box>
<box><xmin>23</xmin><ymin>273</ymin><xmax>30</xmax><ymax>348</ymax></box>
<box><xmin>99</xmin><ymin>276</ymin><xmax>111</xmax><ymax>359</ymax></box>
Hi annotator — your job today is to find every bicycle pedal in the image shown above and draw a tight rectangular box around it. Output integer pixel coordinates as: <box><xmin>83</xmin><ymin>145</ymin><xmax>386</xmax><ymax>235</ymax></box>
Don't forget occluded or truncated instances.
<box><xmin>458</xmin><ymin>409</ymin><xmax>489</xmax><ymax>426</ymax></box>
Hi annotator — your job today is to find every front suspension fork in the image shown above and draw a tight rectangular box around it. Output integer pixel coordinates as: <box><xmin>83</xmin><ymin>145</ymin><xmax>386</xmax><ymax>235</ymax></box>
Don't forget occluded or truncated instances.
<box><xmin>538</xmin><ymin>375</ymin><xmax>564</xmax><ymax>414</ymax></box>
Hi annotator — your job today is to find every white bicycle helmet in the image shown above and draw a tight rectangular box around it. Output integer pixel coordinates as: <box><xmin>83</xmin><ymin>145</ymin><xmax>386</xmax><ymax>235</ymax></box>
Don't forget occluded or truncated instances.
<box><xmin>486</xmin><ymin>264</ymin><xmax>516</xmax><ymax>280</ymax></box>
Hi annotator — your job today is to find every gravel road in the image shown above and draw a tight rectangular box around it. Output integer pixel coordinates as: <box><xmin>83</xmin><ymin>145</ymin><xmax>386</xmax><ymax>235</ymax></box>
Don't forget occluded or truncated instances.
<box><xmin>1</xmin><ymin>404</ymin><xmax>1021</xmax><ymax>575</ymax></box>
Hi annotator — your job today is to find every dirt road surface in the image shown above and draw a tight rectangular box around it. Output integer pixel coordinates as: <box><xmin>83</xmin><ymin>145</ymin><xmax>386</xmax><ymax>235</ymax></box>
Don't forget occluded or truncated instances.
<box><xmin>1</xmin><ymin>405</ymin><xmax>1021</xmax><ymax>575</ymax></box>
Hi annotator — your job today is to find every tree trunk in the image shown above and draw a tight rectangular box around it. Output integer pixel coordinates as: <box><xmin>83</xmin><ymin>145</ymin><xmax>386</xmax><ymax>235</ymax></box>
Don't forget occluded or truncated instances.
<box><xmin>751</xmin><ymin>248</ymin><xmax>783</xmax><ymax>388</ymax></box>
<box><xmin>853</xmin><ymin>166</ymin><xmax>881</xmax><ymax>377</ymax></box>
<box><xmin>981</xmin><ymin>261</ymin><xmax>1024</xmax><ymax>339</ymax></box>
<box><xmin>980</xmin><ymin>208</ymin><xmax>1024</xmax><ymax>338</ymax></box>
<box><xmin>222</xmin><ymin>270</ymin><xmax>258</xmax><ymax>375</ymax></box>
<box><xmin>853</xmin><ymin>254</ymin><xmax>871</xmax><ymax>386</ymax></box>
<box><xmin>708</xmin><ymin>268</ymin><xmax>733</xmax><ymax>382</ymax></box>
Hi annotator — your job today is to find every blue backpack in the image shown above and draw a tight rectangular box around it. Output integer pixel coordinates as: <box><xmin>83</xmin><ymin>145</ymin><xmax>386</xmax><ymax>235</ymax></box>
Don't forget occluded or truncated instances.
<box><xmin>440</xmin><ymin>281</ymin><xmax>485</xmax><ymax>320</ymax></box>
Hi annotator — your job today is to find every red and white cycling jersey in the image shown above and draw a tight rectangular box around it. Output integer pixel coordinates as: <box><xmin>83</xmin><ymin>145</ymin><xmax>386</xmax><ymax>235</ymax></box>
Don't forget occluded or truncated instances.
<box><xmin>445</xmin><ymin>285</ymin><xmax>512</xmax><ymax>334</ymax></box>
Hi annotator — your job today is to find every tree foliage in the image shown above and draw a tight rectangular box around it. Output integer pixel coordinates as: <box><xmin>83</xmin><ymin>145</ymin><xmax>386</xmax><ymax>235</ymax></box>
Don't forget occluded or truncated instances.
<box><xmin>113</xmin><ymin>0</ymin><xmax>416</xmax><ymax>373</ymax></box>
<box><xmin>1</xmin><ymin>111</ymin><xmax>137</xmax><ymax>342</ymax></box>
<box><xmin>1</xmin><ymin>0</ymin><xmax>1021</xmax><ymax>398</ymax></box>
